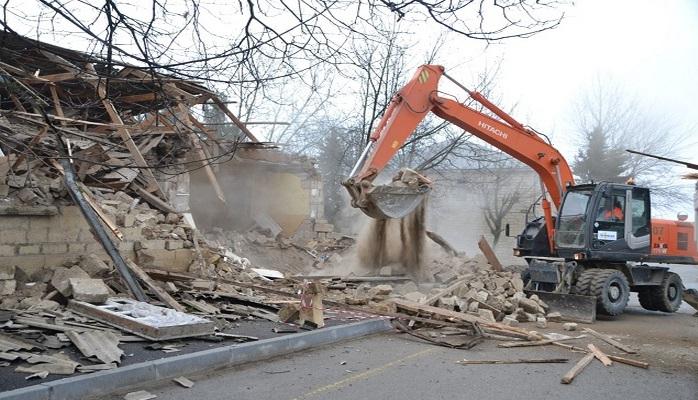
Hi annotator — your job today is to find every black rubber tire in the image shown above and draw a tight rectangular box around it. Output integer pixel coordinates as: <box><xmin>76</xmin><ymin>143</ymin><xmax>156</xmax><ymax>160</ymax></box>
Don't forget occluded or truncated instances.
<box><xmin>589</xmin><ymin>269</ymin><xmax>630</xmax><ymax>316</ymax></box>
<box><xmin>573</xmin><ymin>269</ymin><xmax>599</xmax><ymax>296</ymax></box>
<box><xmin>648</xmin><ymin>272</ymin><xmax>683</xmax><ymax>313</ymax></box>
<box><xmin>638</xmin><ymin>288</ymin><xmax>658</xmax><ymax>311</ymax></box>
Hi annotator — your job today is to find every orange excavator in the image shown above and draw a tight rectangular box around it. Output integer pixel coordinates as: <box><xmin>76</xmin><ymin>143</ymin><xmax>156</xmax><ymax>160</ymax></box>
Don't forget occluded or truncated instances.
<box><xmin>343</xmin><ymin>65</ymin><xmax>697</xmax><ymax>322</ymax></box>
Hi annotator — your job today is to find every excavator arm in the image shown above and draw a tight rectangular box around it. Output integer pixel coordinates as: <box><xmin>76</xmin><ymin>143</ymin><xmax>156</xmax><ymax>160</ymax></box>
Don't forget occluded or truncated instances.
<box><xmin>343</xmin><ymin>65</ymin><xmax>575</xmax><ymax>252</ymax></box>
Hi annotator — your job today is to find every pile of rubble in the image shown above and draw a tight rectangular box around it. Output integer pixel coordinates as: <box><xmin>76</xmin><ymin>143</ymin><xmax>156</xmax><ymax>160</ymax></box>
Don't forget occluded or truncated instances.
<box><xmin>329</xmin><ymin>253</ymin><xmax>550</xmax><ymax>326</ymax></box>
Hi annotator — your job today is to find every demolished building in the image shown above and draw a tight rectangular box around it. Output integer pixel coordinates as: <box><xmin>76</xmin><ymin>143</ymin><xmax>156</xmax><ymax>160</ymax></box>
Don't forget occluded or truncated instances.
<box><xmin>0</xmin><ymin>31</ymin><xmax>330</xmax><ymax>276</ymax></box>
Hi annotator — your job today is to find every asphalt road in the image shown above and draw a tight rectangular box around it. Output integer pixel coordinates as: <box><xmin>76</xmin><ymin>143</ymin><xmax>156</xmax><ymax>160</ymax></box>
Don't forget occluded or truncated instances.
<box><xmin>100</xmin><ymin>332</ymin><xmax>698</xmax><ymax>400</ymax></box>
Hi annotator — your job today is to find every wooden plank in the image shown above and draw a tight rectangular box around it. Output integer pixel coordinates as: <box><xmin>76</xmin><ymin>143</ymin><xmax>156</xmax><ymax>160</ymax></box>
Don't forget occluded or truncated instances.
<box><xmin>36</xmin><ymin>52</ymin><xmax>165</xmax><ymax>199</ymax></box>
<box><xmin>552</xmin><ymin>342</ymin><xmax>648</xmax><ymax>369</ymax></box>
<box><xmin>9</xmin><ymin>94</ymin><xmax>26</xmax><ymax>112</ymax></box>
<box><xmin>35</xmin><ymin>72</ymin><xmax>81</xmax><ymax>82</ymax></box>
<box><xmin>457</xmin><ymin>358</ymin><xmax>568</xmax><ymax>365</ymax></box>
<box><xmin>134</xmin><ymin>185</ymin><xmax>177</xmax><ymax>214</ymax></box>
<box><xmin>587</xmin><ymin>343</ymin><xmax>612</xmax><ymax>366</ymax></box>
<box><xmin>211</xmin><ymin>97</ymin><xmax>259</xmax><ymax>141</ymax></box>
<box><xmin>83</xmin><ymin>62</ymin><xmax>165</xmax><ymax>198</ymax></box>
<box><xmin>561</xmin><ymin>353</ymin><xmax>595</xmax><ymax>384</ymax></box>
<box><xmin>117</xmin><ymin>92</ymin><xmax>157</xmax><ymax>103</ymax></box>
<box><xmin>421</xmin><ymin>278</ymin><xmax>467</xmax><ymax>305</ymax></box>
<box><xmin>390</xmin><ymin>298</ymin><xmax>540</xmax><ymax>339</ymax></box>
<box><xmin>79</xmin><ymin>185</ymin><xmax>124</xmax><ymax>240</ymax></box>
<box><xmin>478</xmin><ymin>235</ymin><xmax>502</xmax><ymax>271</ymax></box>
<box><xmin>12</xmin><ymin>126</ymin><xmax>48</xmax><ymax>170</ymax></box>
<box><xmin>582</xmin><ymin>328</ymin><xmax>637</xmax><ymax>354</ymax></box>
<box><xmin>177</xmin><ymin>104</ymin><xmax>226</xmax><ymax>203</ymax></box>
<box><xmin>498</xmin><ymin>335</ymin><xmax>585</xmax><ymax>348</ymax></box>
<box><xmin>48</xmin><ymin>85</ymin><xmax>67</xmax><ymax>126</ymax></box>
<box><xmin>125</xmin><ymin>260</ymin><xmax>186</xmax><ymax>312</ymax></box>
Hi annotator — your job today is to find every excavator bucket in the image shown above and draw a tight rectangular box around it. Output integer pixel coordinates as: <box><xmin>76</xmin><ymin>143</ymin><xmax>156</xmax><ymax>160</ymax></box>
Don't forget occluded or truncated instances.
<box><xmin>349</xmin><ymin>168</ymin><xmax>432</xmax><ymax>220</ymax></box>
<box><xmin>362</xmin><ymin>183</ymin><xmax>431</xmax><ymax>219</ymax></box>
<box><xmin>525</xmin><ymin>290</ymin><xmax>597</xmax><ymax>324</ymax></box>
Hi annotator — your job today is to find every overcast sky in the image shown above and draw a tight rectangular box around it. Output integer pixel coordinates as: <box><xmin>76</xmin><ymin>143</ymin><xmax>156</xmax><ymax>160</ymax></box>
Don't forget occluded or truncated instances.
<box><xmin>441</xmin><ymin>0</ymin><xmax>698</xmax><ymax>217</ymax></box>
<box><xmin>6</xmin><ymin>0</ymin><xmax>697</xmax><ymax>216</ymax></box>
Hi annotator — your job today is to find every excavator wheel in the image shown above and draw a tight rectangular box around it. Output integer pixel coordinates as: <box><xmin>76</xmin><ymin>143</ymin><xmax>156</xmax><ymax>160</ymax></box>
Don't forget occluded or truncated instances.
<box><xmin>637</xmin><ymin>288</ymin><xmax>658</xmax><ymax>311</ymax></box>
<box><xmin>572</xmin><ymin>269</ymin><xmax>600</xmax><ymax>296</ymax></box>
<box><xmin>589</xmin><ymin>269</ymin><xmax>630</xmax><ymax>316</ymax></box>
<box><xmin>639</xmin><ymin>272</ymin><xmax>683</xmax><ymax>313</ymax></box>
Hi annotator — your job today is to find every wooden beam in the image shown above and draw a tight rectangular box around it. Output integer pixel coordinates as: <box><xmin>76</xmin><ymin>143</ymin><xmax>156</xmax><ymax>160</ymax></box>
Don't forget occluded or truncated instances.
<box><xmin>587</xmin><ymin>343</ymin><xmax>612</xmax><ymax>366</ymax></box>
<box><xmin>33</xmin><ymin>72</ymin><xmax>81</xmax><ymax>83</ymax></box>
<box><xmin>78</xmin><ymin>184</ymin><xmax>124</xmax><ymax>241</ymax></box>
<box><xmin>457</xmin><ymin>358</ymin><xmax>568</xmax><ymax>365</ymax></box>
<box><xmin>12</xmin><ymin>126</ymin><xmax>48</xmax><ymax>170</ymax></box>
<box><xmin>561</xmin><ymin>353</ymin><xmax>595</xmax><ymax>384</ymax></box>
<box><xmin>134</xmin><ymin>186</ymin><xmax>177</xmax><ymax>214</ymax></box>
<box><xmin>125</xmin><ymin>260</ymin><xmax>186</xmax><ymax>312</ymax></box>
<box><xmin>421</xmin><ymin>278</ymin><xmax>467</xmax><ymax>306</ymax></box>
<box><xmin>478</xmin><ymin>235</ymin><xmax>503</xmax><ymax>271</ymax></box>
<box><xmin>390</xmin><ymin>298</ymin><xmax>541</xmax><ymax>339</ymax></box>
<box><xmin>117</xmin><ymin>92</ymin><xmax>157</xmax><ymax>103</ymax></box>
<box><xmin>83</xmin><ymin>63</ymin><xmax>166</xmax><ymax>198</ymax></box>
<box><xmin>177</xmin><ymin>104</ymin><xmax>226</xmax><ymax>203</ymax></box>
<box><xmin>48</xmin><ymin>85</ymin><xmax>67</xmax><ymax>126</ymax></box>
<box><xmin>552</xmin><ymin>342</ymin><xmax>648</xmax><ymax>369</ymax></box>
<box><xmin>582</xmin><ymin>328</ymin><xmax>637</xmax><ymax>354</ymax></box>
<box><xmin>37</xmin><ymin>51</ymin><xmax>166</xmax><ymax>200</ymax></box>
<box><xmin>211</xmin><ymin>96</ymin><xmax>259</xmax><ymax>142</ymax></box>
<box><xmin>9</xmin><ymin>94</ymin><xmax>27</xmax><ymax>112</ymax></box>
<box><xmin>498</xmin><ymin>336</ymin><xmax>585</xmax><ymax>348</ymax></box>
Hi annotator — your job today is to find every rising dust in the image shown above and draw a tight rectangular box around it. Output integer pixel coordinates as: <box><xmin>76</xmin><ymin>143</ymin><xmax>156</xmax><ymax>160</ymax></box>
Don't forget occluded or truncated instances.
<box><xmin>357</xmin><ymin>200</ymin><xmax>428</xmax><ymax>280</ymax></box>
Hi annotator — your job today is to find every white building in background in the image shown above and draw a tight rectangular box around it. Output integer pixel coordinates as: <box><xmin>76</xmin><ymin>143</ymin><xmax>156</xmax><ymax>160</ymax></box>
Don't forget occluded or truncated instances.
<box><xmin>427</xmin><ymin>167</ymin><xmax>542</xmax><ymax>265</ymax></box>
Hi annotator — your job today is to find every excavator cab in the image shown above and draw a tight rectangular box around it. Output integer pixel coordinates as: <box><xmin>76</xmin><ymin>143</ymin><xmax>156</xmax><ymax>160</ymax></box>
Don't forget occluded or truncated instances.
<box><xmin>554</xmin><ymin>183</ymin><xmax>652</xmax><ymax>261</ymax></box>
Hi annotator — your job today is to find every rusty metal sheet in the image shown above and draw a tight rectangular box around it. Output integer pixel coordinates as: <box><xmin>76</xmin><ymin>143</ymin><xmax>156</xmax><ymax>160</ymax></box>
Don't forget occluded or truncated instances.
<box><xmin>65</xmin><ymin>330</ymin><xmax>123</xmax><ymax>364</ymax></box>
<box><xmin>0</xmin><ymin>333</ymin><xmax>39</xmax><ymax>352</ymax></box>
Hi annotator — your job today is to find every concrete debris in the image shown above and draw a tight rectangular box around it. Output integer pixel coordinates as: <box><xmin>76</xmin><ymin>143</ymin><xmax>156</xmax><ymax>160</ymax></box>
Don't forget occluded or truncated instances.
<box><xmin>66</xmin><ymin>331</ymin><xmax>123</xmax><ymax>364</ymax></box>
<box><xmin>124</xmin><ymin>390</ymin><xmax>157</xmax><ymax>400</ymax></box>
<box><xmin>563</xmin><ymin>322</ymin><xmax>578</xmax><ymax>331</ymax></box>
<box><xmin>68</xmin><ymin>278</ymin><xmax>111</xmax><ymax>304</ymax></box>
<box><xmin>173</xmin><ymin>376</ymin><xmax>195</xmax><ymax>388</ymax></box>
<box><xmin>0</xmin><ymin>279</ymin><xmax>17</xmax><ymax>295</ymax></box>
<box><xmin>50</xmin><ymin>266</ymin><xmax>90</xmax><ymax>297</ymax></box>
<box><xmin>79</xmin><ymin>255</ymin><xmax>112</xmax><ymax>278</ymax></box>
<box><xmin>536</xmin><ymin>317</ymin><xmax>548</xmax><ymax>329</ymax></box>
<box><xmin>0</xmin><ymin>265</ymin><xmax>15</xmax><ymax>280</ymax></box>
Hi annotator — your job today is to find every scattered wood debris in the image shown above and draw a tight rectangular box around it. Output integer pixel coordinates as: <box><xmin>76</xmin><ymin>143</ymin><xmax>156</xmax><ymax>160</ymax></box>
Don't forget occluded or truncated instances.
<box><xmin>561</xmin><ymin>353</ymin><xmax>595</xmax><ymax>384</ymax></box>
<box><xmin>457</xmin><ymin>358</ymin><xmax>569</xmax><ymax>365</ymax></box>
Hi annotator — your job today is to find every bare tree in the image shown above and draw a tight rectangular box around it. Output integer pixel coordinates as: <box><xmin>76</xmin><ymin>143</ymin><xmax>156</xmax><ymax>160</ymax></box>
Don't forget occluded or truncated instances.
<box><xmin>0</xmin><ymin>1</ymin><xmax>567</xmax><ymax>88</ymax></box>
<box><xmin>482</xmin><ymin>166</ymin><xmax>523</xmax><ymax>245</ymax></box>
<box><xmin>571</xmin><ymin>76</ymin><xmax>694</xmax><ymax>208</ymax></box>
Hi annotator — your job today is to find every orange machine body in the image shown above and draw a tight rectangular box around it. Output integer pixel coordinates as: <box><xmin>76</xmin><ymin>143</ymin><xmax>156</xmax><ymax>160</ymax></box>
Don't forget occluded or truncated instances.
<box><xmin>651</xmin><ymin>219</ymin><xmax>698</xmax><ymax>262</ymax></box>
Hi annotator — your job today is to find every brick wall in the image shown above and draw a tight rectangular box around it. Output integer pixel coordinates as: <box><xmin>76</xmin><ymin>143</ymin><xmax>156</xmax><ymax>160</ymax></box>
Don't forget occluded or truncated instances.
<box><xmin>0</xmin><ymin>206</ymin><xmax>194</xmax><ymax>276</ymax></box>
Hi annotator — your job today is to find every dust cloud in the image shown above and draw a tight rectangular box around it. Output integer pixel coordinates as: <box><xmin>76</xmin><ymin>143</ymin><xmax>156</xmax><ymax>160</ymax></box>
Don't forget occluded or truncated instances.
<box><xmin>356</xmin><ymin>200</ymin><xmax>428</xmax><ymax>280</ymax></box>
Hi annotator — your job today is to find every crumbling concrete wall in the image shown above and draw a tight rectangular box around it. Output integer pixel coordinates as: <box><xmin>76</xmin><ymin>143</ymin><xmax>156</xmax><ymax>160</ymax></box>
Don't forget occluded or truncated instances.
<box><xmin>0</xmin><ymin>206</ymin><xmax>195</xmax><ymax>276</ymax></box>
<box><xmin>190</xmin><ymin>148</ymin><xmax>325</xmax><ymax>238</ymax></box>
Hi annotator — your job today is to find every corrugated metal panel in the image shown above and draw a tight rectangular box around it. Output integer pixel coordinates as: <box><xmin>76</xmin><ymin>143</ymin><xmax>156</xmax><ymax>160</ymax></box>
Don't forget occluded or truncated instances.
<box><xmin>0</xmin><ymin>333</ymin><xmax>38</xmax><ymax>352</ymax></box>
<box><xmin>65</xmin><ymin>331</ymin><xmax>123</xmax><ymax>364</ymax></box>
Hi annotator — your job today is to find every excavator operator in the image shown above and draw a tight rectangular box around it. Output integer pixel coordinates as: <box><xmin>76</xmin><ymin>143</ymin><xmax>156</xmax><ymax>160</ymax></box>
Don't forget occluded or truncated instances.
<box><xmin>602</xmin><ymin>200</ymin><xmax>624</xmax><ymax>221</ymax></box>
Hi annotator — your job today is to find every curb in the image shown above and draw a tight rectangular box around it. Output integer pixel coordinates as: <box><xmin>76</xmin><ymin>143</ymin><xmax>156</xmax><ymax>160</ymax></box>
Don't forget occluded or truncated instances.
<box><xmin>0</xmin><ymin>318</ymin><xmax>392</xmax><ymax>400</ymax></box>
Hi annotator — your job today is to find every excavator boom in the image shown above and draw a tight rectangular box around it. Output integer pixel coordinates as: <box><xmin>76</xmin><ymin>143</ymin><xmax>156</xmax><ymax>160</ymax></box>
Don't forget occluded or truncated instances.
<box><xmin>344</xmin><ymin>65</ymin><xmax>574</xmax><ymax>251</ymax></box>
